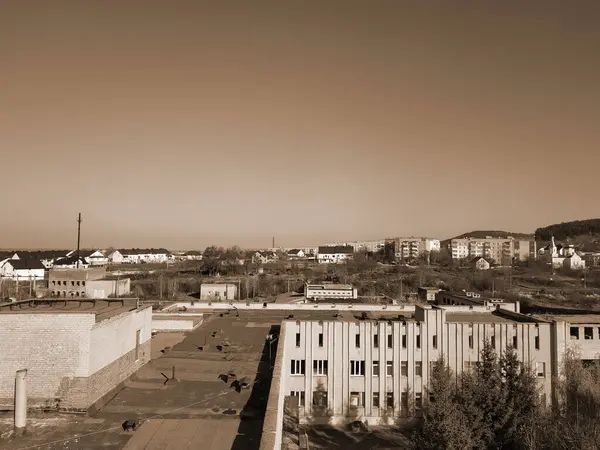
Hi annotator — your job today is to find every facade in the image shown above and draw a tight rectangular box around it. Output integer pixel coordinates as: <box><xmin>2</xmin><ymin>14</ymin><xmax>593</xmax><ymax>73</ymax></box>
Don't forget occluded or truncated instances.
<box><xmin>417</xmin><ymin>287</ymin><xmax>440</xmax><ymax>302</ymax></box>
<box><xmin>0</xmin><ymin>298</ymin><xmax>152</xmax><ymax>410</ymax></box>
<box><xmin>53</xmin><ymin>256</ymin><xmax>90</xmax><ymax>269</ymax></box>
<box><xmin>473</xmin><ymin>257</ymin><xmax>491</xmax><ymax>271</ymax></box>
<box><xmin>0</xmin><ymin>259</ymin><xmax>45</xmax><ymax>280</ymax></box>
<box><xmin>304</xmin><ymin>284</ymin><xmax>358</xmax><ymax>301</ymax></box>
<box><xmin>66</xmin><ymin>250</ymin><xmax>109</xmax><ymax>267</ymax></box>
<box><xmin>253</xmin><ymin>251</ymin><xmax>278</xmax><ymax>264</ymax></box>
<box><xmin>317</xmin><ymin>246</ymin><xmax>354</xmax><ymax>264</ymax></box>
<box><xmin>386</xmin><ymin>237</ymin><xmax>440</xmax><ymax>260</ymax></box>
<box><xmin>434</xmin><ymin>291</ymin><xmax>520</xmax><ymax>313</ymax></box>
<box><xmin>542</xmin><ymin>237</ymin><xmax>586</xmax><ymax>270</ymax></box>
<box><xmin>325</xmin><ymin>241</ymin><xmax>385</xmax><ymax>253</ymax></box>
<box><xmin>49</xmin><ymin>267</ymin><xmax>107</xmax><ymax>298</ymax></box>
<box><xmin>583</xmin><ymin>252</ymin><xmax>600</xmax><ymax>267</ymax></box>
<box><xmin>199</xmin><ymin>283</ymin><xmax>237</xmax><ymax>301</ymax></box>
<box><xmin>111</xmin><ymin>248</ymin><xmax>171</xmax><ymax>264</ymax></box>
<box><xmin>287</xmin><ymin>249</ymin><xmax>306</xmax><ymax>259</ymax></box>
<box><xmin>446</xmin><ymin>237</ymin><xmax>536</xmax><ymax>264</ymax></box>
<box><xmin>86</xmin><ymin>277</ymin><xmax>131</xmax><ymax>299</ymax></box>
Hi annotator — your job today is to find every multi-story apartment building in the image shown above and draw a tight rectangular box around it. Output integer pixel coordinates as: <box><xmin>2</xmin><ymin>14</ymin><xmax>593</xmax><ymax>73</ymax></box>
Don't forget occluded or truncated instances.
<box><xmin>446</xmin><ymin>237</ymin><xmax>536</xmax><ymax>264</ymax></box>
<box><xmin>325</xmin><ymin>241</ymin><xmax>385</xmax><ymax>254</ymax></box>
<box><xmin>387</xmin><ymin>237</ymin><xmax>441</xmax><ymax>260</ymax></box>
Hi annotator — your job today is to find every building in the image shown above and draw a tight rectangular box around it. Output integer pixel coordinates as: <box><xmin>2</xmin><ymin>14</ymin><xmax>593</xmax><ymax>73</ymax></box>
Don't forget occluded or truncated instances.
<box><xmin>316</xmin><ymin>246</ymin><xmax>354</xmax><ymax>264</ymax></box>
<box><xmin>253</xmin><ymin>251</ymin><xmax>279</xmax><ymax>264</ymax></box>
<box><xmin>287</xmin><ymin>249</ymin><xmax>306</xmax><ymax>259</ymax></box>
<box><xmin>0</xmin><ymin>251</ymin><xmax>20</xmax><ymax>266</ymax></box>
<box><xmin>417</xmin><ymin>287</ymin><xmax>440</xmax><ymax>302</ymax></box>
<box><xmin>0</xmin><ymin>298</ymin><xmax>152</xmax><ymax>410</ymax></box>
<box><xmin>434</xmin><ymin>291</ymin><xmax>520</xmax><ymax>313</ymax></box>
<box><xmin>49</xmin><ymin>267</ymin><xmax>107</xmax><ymax>298</ymax></box>
<box><xmin>0</xmin><ymin>259</ymin><xmax>45</xmax><ymax>280</ymax></box>
<box><xmin>541</xmin><ymin>237</ymin><xmax>586</xmax><ymax>270</ymax></box>
<box><xmin>199</xmin><ymin>283</ymin><xmax>237</xmax><ymax>301</ymax></box>
<box><xmin>385</xmin><ymin>237</ymin><xmax>440</xmax><ymax>261</ymax></box>
<box><xmin>445</xmin><ymin>236</ymin><xmax>536</xmax><ymax>264</ymax></box>
<box><xmin>110</xmin><ymin>248</ymin><xmax>171</xmax><ymax>264</ymax></box>
<box><xmin>14</xmin><ymin>250</ymin><xmax>71</xmax><ymax>269</ymax></box>
<box><xmin>304</xmin><ymin>284</ymin><xmax>358</xmax><ymax>302</ymax></box>
<box><xmin>473</xmin><ymin>257</ymin><xmax>491</xmax><ymax>271</ymax></box>
<box><xmin>66</xmin><ymin>250</ymin><xmax>109</xmax><ymax>267</ymax></box>
<box><xmin>86</xmin><ymin>277</ymin><xmax>131</xmax><ymax>299</ymax></box>
<box><xmin>325</xmin><ymin>241</ymin><xmax>385</xmax><ymax>254</ymax></box>
<box><xmin>53</xmin><ymin>256</ymin><xmax>90</xmax><ymax>269</ymax></box>
<box><xmin>583</xmin><ymin>252</ymin><xmax>600</xmax><ymax>267</ymax></box>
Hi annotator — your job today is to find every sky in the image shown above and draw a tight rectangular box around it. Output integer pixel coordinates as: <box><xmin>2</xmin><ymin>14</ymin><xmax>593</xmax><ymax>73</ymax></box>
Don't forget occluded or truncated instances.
<box><xmin>1</xmin><ymin>1</ymin><xmax>599</xmax><ymax>250</ymax></box>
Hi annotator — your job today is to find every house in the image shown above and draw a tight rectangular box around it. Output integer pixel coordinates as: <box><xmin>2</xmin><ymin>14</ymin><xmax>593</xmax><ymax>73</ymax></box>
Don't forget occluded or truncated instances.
<box><xmin>564</xmin><ymin>252</ymin><xmax>586</xmax><ymax>271</ymax></box>
<box><xmin>14</xmin><ymin>250</ymin><xmax>71</xmax><ymax>269</ymax></box>
<box><xmin>0</xmin><ymin>251</ymin><xmax>19</xmax><ymax>267</ymax></box>
<box><xmin>0</xmin><ymin>259</ymin><xmax>45</xmax><ymax>280</ymax></box>
<box><xmin>583</xmin><ymin>252</ymin><xmax>600</xmax><ymax>267</ymax></box>
<box><xmin>316</xmin><ymin>246</ymin><xmax>353</xmax><ymax>264</ymax></box>
<box><xmin>67</xmin><ymin>250</ymin><xmax>109</xmax><ymax>266</ymax></box>
<box><xmin>107</xmin><ymin>250</ymin><xmax>124</xmax><ymax>264</ymax></box>
<box><xmin>542</xmin><ymin>237</ymin><xmax>586</xmax><ymax>270</ymax></box>
<box><xmin>472</xmin><ymin>257</ymin><xmax>491</xmax><ymax>271</ymax></box>
<box><xmin>417</xmin><ymin>287</ymin><xmax>441</xmax><ymax>302</ymax></box>
<box><xmin>181</xmin><ymin>250</ymin><xmax>203</xmax><ymax>260</ymax></box>
<box><xmin>253</xmin><ymin>251</ymin><xmax>278</xmax><ymax>264</ymax></box>
<box><xmin>116</xmin><ymin>248</ymin><xmax>171</xmax><ymax>264</ymax></box>
<box><xmin>52</xmin><ymin>256</ymin><xmax>90</xmax><ymax>269</ymax></box>
<box><xmin>287</xmin><ymin>249</ymin><xmax>306</xmax><ymax>259</ymax></box>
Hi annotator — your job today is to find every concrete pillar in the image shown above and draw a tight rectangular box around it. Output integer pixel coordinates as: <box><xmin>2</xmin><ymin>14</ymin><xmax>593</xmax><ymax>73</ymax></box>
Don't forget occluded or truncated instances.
<box><xmin>14</xmin><ymin>369</ymin><xmax>27</xmax><ymax>436</ymax></box>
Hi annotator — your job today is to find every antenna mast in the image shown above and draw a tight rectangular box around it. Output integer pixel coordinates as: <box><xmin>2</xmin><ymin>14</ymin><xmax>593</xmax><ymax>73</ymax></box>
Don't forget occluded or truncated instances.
<box><xmin>76</xmin><ymin>213</ymin><xmax>82</xmax><ymax>268</ymax></box>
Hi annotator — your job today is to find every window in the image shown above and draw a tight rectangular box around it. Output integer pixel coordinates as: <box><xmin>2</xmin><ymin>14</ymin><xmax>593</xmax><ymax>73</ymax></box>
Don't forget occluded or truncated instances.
<box><xmin>318</xmin><ymin>333</ymin><xmax>324</xmax><ymax>347</ymax></box>
<box><xmin>415</xmin><ymin>393</ymin><xmax>423</xmax><ymax>410</ymax></box>
<box><xmin>355</xmin><ymin>332</ymin><xmax>361</xmax><ymax>348</ymax></box>
<box><xmin>372</xmin><ymin>360</ymin><xmax>380</xmax><ymax>376</ymax></box>
<box><xmin>313</xmin><ymin>360</ymin><xmax>328</xmax><ymax>376</ymax></box>
<box><xmin>512</xmin><ymin>335</ymin><xmax>518</xmax><ymax>349</ymax></box>
<box><xmin>402</xmin><ymin>334</ymin><xmax>407</xmax><ymax>348</ymax></box>
<box><xmin>71</xmin><ymin>281</ymin><xmax>75</xmax><ymax>286</ymax></box>
<box><xmin>291</xmin><ymin>359</ymin><xmax>306</xmax><ymax>375</ymax></box>
<box><xmin>432</xmin><ymin>335</ymin><xmax>438</xmax><ymax>349</ymax></box>
<box><xmin>416</xmin><ymin>335</ymin><xmax>421</xmax><ymax>349</ymax></box>
<box><xmin>468</xmin><ymin>335</ymin><xmax>474</xmax><ymax>349</ymax></box>
<box><xmin>387</xmin><ymin>333</ymin><xmax>393</xmax><ymax>349</ymax></box>
<box><xmin>386</xmin><ymin>361</ymin><xmax>393</xmax><ymax>377</ymax></box>
<box><xmin>313</xmin><ymin>390</ymin><xmax>328</xmax><ymax>407</ymax></box>
<box><xmin>350</xmin><ymin>392</ymin><xmax>365</xmax><ymax>407</ymax></box>
<box><xmin>386</xmin><ymin>392</ymin><xmax>394</xmax><ymax>411</ymax></box>
<box><xmin>296</xmin><ymin>332</ymin><xmax>301</xmax><ymax>347</ymax></box>
<box><xmin>491</xmin><ymin>335</ymin><xmax>496</xmax><ymax>349</ymax></box>
<box><xmin>535</xmin><ymin>335</ymin><xmax>540</xmax><ymax>350</ymax></box>
<box><xmin>290</xmin><ymin>391</ymin><xmax>305</xmax><ymax>407</ymax></box>
<box><xmin>536</xmin><ymin>362</ymin><xmax>546</xmax><ymax>378</ymax></box>
<box><xmin>415</xmin><ymin>362</ymin><xmax>422</xmax><ymax>377</ymax></box>
<box><xmin>585</xmin><ymin>327</ymin><xmax>594</xmax><ymax>340</ymax></box>
<box><xmin>81</xmin><ymin>281</ymin><xmax>86</xmax><ymax>286</ymax></box>
<box><xmin>401</xmin><ymin>392</ymin><xmax>408</xmax><ymax>411</ymax></box>
<box><xmin>373</xmin><ymin>332</ymin><xmax>379</xmax><ymax>348</ymax></box>
<box><xmin>372</xmin><ymin>392</ymin><xmax>380</xmax><ymax>408</ymax></box>
<box><xmin>350</xmin><ymin>360</ymin><xmax>365</xmax><ymax>376</ymax></box>
<box><xmin>570</xmin><ymin>327</ymin><xmax>579</xmax><ymax>340</ymax></box>
<box><xmin>135</xmin><ymin>329</ymin><xmax>141</xmax><ymax>361</ymax></box>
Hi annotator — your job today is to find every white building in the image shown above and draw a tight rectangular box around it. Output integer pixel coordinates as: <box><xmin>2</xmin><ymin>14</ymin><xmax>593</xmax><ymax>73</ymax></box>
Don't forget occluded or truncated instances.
<box><xmin>541</xmin><ymin>237</ymin><xmax>586</xmax><ymax>270</ymax></box>
<box><xmin>0</xmin><ymin>298</ymin><xmax>151</xmax><ymax>410</ymax></box>
<box><xmin>424</xmin><ymin>238</ymin><xmax>441</xmax><ymax>253</ymax></box>
<box><xmin>0</xmin><ymin>259</ymin><xmax>45</xmax><ymax>280</ymax></box>
<box><xmin>473</xmin><ymin>257</ymin><xmax>491</xmax><ymax>271</ymax></box>
<box><xmin>110</xmin><ymin>248</ymin><xmax>171</xmax><ymax>264</ymax></box>
<box><xmin>86</xmin><ymin>277</ymin><xmax>131</xmax><ymax>298</ymax></box>
<box><xmin>199</xmin><ymin>283</ymin><xmax>237</xmax><ymax>301</ymax></box>
<box><xmin>305</xmin><ymin>284</ymin><xmax>358</xmax><ymax>302</ymax></box>
<box><xmin>317</xmin><ymin>246</ymin><xmax>354</xmax><ymax>264</ymax></box>
<box><xmin>447</xmin><ymin>237</ymin><xmax>536</xmax><ymax>264</ymax></box>
<box><xmin>66</xmin><ymin>250</ymin><xmax>109</xmax><ymax>267</ymax></box>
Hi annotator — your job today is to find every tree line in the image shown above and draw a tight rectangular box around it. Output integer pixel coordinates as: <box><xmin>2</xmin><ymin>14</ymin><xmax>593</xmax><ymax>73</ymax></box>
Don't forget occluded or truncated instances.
<box><xmin>535</xmin><ymin>219</ymin><xmax>600</xmax><ymax>241</ymax></box>
<box><xmin>414</xmin><ymin>343</ymin><xmax>600</xmax><ymax>449</ymax></box>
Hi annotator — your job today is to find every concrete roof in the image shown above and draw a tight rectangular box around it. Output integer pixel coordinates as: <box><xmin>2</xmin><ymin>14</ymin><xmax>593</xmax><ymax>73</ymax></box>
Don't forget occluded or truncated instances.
<box><xmin>0</xmin><ymin>298</ymin><xmax>146</xmax><ymax>322</ymax></box>
<box><xmin>536</xmin><ymin>314</ymin><xmax>600</xmax><ymax>324</ymax></box>
<box><xmin>445</xmin><ymin>312</ymin><xmax>523</xmax><ymax>324</ymax></box>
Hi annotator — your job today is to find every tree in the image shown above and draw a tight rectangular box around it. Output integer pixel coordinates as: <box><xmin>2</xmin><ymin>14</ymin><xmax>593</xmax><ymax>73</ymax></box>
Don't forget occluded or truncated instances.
<box><xmin>202</xmin><ymin>245</ymin><xmax>223</xmax><ymax>276</ymax></box>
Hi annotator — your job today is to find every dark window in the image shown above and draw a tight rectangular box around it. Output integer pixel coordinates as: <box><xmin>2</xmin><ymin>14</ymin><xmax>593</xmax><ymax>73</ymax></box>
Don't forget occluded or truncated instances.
<box><xmin>386</xmin><ymin>392</ymin><xmax>394</xmax><ymax>411</ymax></box>
<box><xmin>402</xmin><ymin>334</ymin><xmax>407</xmax><ymax>348</ymax></box>
<box><xmin>318</xmin><ymin>333</ymin><xmax>324</xmax><ymax>347</ymax></box>
<box><xmin>432</xmin><ymin>335</ymin><xmax>438</xmax><ymax>349</ymax></box>
<box><xmin>535</xmin><ymin>335</ymin><xmax>540</xmax><ymax>350</ymax></box>
<box><xmin>570</xmin><ymin>327</ymin><xmax>579</xmax><ymax>339</ymax></box>
<box><xmin>468</xmin><ymin>335</ymin><xmax>474</xmax><ymax>349</ymax></box>
<box><xmin>491</xmin><ymin>336</ymin><xmax>496</xmax><ymax>349</ymax></box>
<box><xmin>512</xmin><ymin>335</ymin><xmax>518</xmax><ymax>349</ymax></box>
<box><xmin>355</xmin><ymin>333</ymin><xmax>360</xmax><ymax>348</ymax></box>
<box><xmin>373</xmin><ymin>333</ymin><xmax>379</xmax><ymax>348</ymax></box>
<box><xmin>387</xmin><ymin>334</ymin><xmax>393</xmax><ymax>348</ymax></box>
<box><xmin>372</xmin><ymin>361</ymin><xmax>380</xmax><ymax>376</ymax></box>
<box><xmin>416</xmin><ymin>335</ymin><xmax>421</xmax><ymax>349</ymax></box>
<box><xmin>291</xmin><ymin>359</ymin><xmax>306</xmax><ymax>375</ymax></box>
<box><xmin>372</xmin><ymin>392</ymin><xmax>380</xmax><ymax>408</ymax></box>
<box><xmin>584</xmin><ymin>327</ymin><xmax>594</xmax><ymax>340</ymax></box>
<box><xmin>313</xmin><ymin>390</ymin><xmax>327</xmax><ymax>407</ymax></box>
<box><xmin>415</xmin><ymin>362</ymin><xmax>422</xmax><ymax>377</ymax></box>
<box><xmin>296</xmin><ymin>332</ymin><xmax>301</xmax><ymax>347</ymax></box>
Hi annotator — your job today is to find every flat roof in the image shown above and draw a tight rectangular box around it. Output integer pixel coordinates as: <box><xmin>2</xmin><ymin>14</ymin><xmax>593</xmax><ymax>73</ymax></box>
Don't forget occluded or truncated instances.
<box><xmin>0</xmin><ymin>298</ymin><xmax>144</xmax><ymax>322</ymax></box>
<box><xmin>445</xmin><ymin>312</ymin><xmax>516</xmax><ymax>324</ymax></box>
<box><xmin>536</xmin><ymin>314</ymin><xmax>600</xmax><ymax>324</ymax></box>
<box><xmin>306</xmin><ymin>284</ymin><xmax>354</xmax><ymax>289</ymax></box>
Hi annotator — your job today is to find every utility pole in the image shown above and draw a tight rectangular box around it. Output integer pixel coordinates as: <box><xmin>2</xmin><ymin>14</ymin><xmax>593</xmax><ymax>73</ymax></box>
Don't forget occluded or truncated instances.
<box><xmin>76</xmin><ymin>213</ymin><xmax>82</xmax><ymax>269</ymax></box>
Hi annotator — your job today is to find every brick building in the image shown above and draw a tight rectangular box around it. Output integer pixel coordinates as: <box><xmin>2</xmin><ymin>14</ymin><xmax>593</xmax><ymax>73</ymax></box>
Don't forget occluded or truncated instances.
<box><xmin>0</xmin><ymin>298</ymin><xmax>152</xmax><ymax>410</ymax></box>
<box><xmin>48</xmin><ymin>267</ymin><xmax>106</xmax><ymax>297</ymax></box>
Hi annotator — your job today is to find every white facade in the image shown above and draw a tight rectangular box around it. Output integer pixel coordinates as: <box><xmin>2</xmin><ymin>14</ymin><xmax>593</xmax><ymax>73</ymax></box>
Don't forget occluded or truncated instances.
<box><xmin>305</xmin><ymin>284</ymin><xmax>358</xmax><ymax>301</ymax></box>
<box><xmin>0</xmin><ymin>261</ymin><xmax>45</xmax><ymax>280</ymax></box>
<box><xmin>424</xmin><ymin>239</ymin><xmax>441</xmax><ymax>253</ymax></box>
<box><xmin>278</xmin><ymin>304</ymin><xmax>558</xmax><ymax>424</ymax></box>
<box><xmin>108</xmin><ymin>250</ymin><xmax>124</xmax><ymax>264</ymax></box>
<box><xmin>199</xmin><ymin>283</ymin><xmax>237</xmax><ymax>301</ymax></box>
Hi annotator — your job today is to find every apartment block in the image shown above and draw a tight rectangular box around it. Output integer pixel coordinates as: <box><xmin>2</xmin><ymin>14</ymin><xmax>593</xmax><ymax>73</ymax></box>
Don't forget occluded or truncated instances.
<box><xmin>388</xmin><ymin>237</ymin><xmax>440</xmax><ymax>260</ymax></box>
<box><xmin>446</xmin><ymin>237</ymin><xmax>536</xmax><ymax>264</ymax></box>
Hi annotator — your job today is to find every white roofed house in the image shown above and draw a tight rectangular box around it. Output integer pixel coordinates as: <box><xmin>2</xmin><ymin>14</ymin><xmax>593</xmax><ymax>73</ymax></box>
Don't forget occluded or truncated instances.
<box><xmin>53</xmin><ymin>256</ymin><xmax>90</xmax><ymax>269</ymax></box>
<box><xmin>316</xmin><ymin>245</ymin><xmax>354</xmax><ymax>264</ymax></box>
<box><xmin>0</xmin><ymin>258</ymin><xmax>45</xmax><ymax>280</ymax></box>
<box><xmin>118</xmin><ymin>248</ymin><xmax>171</xmax><ymax>264</ymax></box>
<box><xmin>0</xmin><ymin>252</ymin><xmax>19</xmax><ymax>267</ymax></box>
<box><xmin>107</xmin><ymin>250</ymin><xmax>124</xmax><ymax>264</ymax></box>
<box><xmin>67</xmin><ymin>250</ymin><xmax>109</xmax><ymax>266</ymax></box>
<box><xmin>287</xmin><ymin>249</ymin><xmax>306</xmax><ymax>259</ymax></box>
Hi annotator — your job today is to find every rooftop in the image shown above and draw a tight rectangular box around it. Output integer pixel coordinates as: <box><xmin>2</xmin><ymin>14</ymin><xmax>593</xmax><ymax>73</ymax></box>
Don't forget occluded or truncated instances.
<box><xmin>0</xmin><ymin>298</ymin><xmax>144</xmax><ymax>322</ymax></box>
<box><xmin>444</xmin><ymin>309</ymin><xmax>542</xmax><ymax>324</ymax></box>
<box><xmin>306</xmin><ymin>283</ymin><xmax>354</xmax><ymax>289</ymax></box>
<box><xmin>535</xmin><ymin>314</ymin><xmax>600</xmax><ymax>324</ymax></box>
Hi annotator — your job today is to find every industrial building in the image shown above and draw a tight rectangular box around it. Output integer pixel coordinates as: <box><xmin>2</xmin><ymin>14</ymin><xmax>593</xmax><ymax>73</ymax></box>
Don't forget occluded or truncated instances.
<box><xmin>304</xmin><ymin>284</ymin><xmax>358</xmax><ymax>301</ymax></box>
<box><xmin>0</xmin><ymin>298</ymin><xmax>152</xmax><ymax>410</ymax></box>
<box><xmin>48</xmin><ymin>267</ymin><xmax>106</xmax><ymax>297</ymax></box>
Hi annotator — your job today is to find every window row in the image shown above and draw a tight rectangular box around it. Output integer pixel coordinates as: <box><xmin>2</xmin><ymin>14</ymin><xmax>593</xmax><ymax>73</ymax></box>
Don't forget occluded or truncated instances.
<box><xmin>51</xmin><ymin>280</ymin><xmax>86</xmax><ymax>286</ymax></box>
<box><xmin>570</xmin><ymin>326</ymin><xmax>600</xmax><ymax>340</ymax></box>
<box><xmin>289</xmin><ymin>390</ymin><xmax>423</xmax><ymax>410</ymax></box>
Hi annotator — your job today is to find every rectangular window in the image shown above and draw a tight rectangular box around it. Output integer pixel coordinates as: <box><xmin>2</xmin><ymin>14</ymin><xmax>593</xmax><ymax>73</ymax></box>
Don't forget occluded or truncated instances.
<box><xmin>313</xmin><ymin>360</ymin><xmax>328</xmax><ymax>376</ymax></box>
<box><xmin>402</xmin><ymin>334</ymin><xmax>407</xmax><ymax>348</ymax></box>
<box><xmin>386</xmin><ymin>361</ymin><xmax>393</xmax><ymax>377</ymax></box>
<box><xmin>536</xmin><ymin>362</ymin><xmax>546</xmax><ymax>378</ymax></box>
<box><xmin>468</xmin><ymin>335</ymin><xmax>474</xmax><ymax>349</ymax></box>
<box><xmin>372</xmin><ymin>392</ymin><xmax>380</xmax><ymax>408</ymax></box>
<box><xmin>416</xmin><ymin>335</ymin><xmax>421</xmax><ymax>349</ymax></box>
<box><xmin>313</xmin><ymin>390</ymin><xmax>328</xmax><ymax>407</ymax></box>
<box><xmin>372</xmin><ymin>360</ymin><xmax>380</xmax><ymax>376</ymax></box>
<box><xmin>318</xmin><ymin>333</ymin><xmax>324</xmax><ymax>347</ymax></box>
<box><xmin>401</xmin><ymin>392</ymin><xmax>408</xmax><ymax>411</ymax></box>
<box><xmin>585</xmin><ymin>327</ymin><xmax>594</xmax><ymax>340</ymax></box>
<box><xmin>135</xmin><ymin>329</ymin><xmax>141</xmax><ymax>361</ymax></box>
<box><xmin>535</xmin><ymin>335</ymin><xmax>540</xmax><ymax>350</ymax></box>
<box><xmin>373</xmin><ymin>332</ymin><xmax>379</xmax><ymax>348</ymax></box>
<box><xmin>296</xmin><ymin>332</ymin><xmax>301</xmax><ymax>347</ymax></box>
<box><xmin>350</xmin><ymin>360</ymin><xmax>366</xmax><ymax>376</ymax></box>
<box><xmin>350</xmin><ymin>391</ymin><xmax>365</xmax><ymax>407</ymax></box>
<box><xmin>432</xmin><ymin>335</ymin><xmax>438</xmax><ymax>349</ymax></box>
<box><xmin>401</xmin><ymin>361</ymin><xmax>408</xmax><ymax>376</ymax></box>
<box><xmin>570</xmin><ymin>327</ymin><xmax>579</xmax><ymax>340</ymax></box>
<box><xmin>290</xmin><ymin>391</ymin><xmax>305</xmax><ymax>407</ymax></box>
<box><xmin>491</xmin><ymin>335</ymin><xmax>496</xmax><ymax>349</ymax></box>
<box><xmin>512</xmin><ymin>335</ymin><xmax>518</xmax><ymax>349</ymax></box>
<box><xmin>415</xmin><ymin>393</ymin><xmax>423</xmax><ymax>410</ymax></box>
<box><xmin>386</xmin><ymin>392</ymin><xmax>394</xmax><ymax>411</ymax></box>
<box><xmin>291</xmin><ymin>359</ymin><xmax>306</xmax><ymax>375</ymax></box>
<box><xmin>387</xmin><ymin>333</ymin><xmax>393</xmax><ymax>349</ymax></box>
<box><xmin>355</xmin><ymin>333</ymin><xmax>361</xmax><ymax>348</ymax></box>
<box><xmin>415</xmin><ymin>362</ymin><xmax>422</xmax><ymax>377</ymax></box>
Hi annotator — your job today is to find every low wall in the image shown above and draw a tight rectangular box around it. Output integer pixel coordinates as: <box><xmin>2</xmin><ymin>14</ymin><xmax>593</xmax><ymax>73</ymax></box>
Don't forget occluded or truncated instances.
<box><xmin>259</xmin><ymin>322</ymin><xmax>287</xmax><ymax>450</ymax></box>
<box><xmin>152</xmin><ymin>313</ymin><xmax>203</xmax><ymax>331</ymax></box>
<box><xmin>165</xmin><ymin>302</ymin><xmax>416</xmax><ymax>313</ymax></box>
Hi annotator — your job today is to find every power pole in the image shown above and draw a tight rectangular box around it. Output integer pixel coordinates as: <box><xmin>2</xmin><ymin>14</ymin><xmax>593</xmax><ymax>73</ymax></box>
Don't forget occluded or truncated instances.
<box><xmin>76</xmin><ymin>213</ymin><xmax>82</xmax><ymax>269</ymax></box>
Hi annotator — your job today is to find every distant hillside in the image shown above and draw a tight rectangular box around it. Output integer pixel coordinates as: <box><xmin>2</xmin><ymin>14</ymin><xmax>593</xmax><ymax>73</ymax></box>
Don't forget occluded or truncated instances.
<box><xmin>535</xmin><ymin>219</ymin><xmax>600</xmax><ymax>251</ymax></box>
<box><xmin>452</xmin><ymin>230</ymin><xmax>534</xmax><ymax>240</ymax></box>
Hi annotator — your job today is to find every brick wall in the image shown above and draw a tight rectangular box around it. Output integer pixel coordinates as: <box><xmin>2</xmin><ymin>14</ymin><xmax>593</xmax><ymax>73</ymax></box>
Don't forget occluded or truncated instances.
<box><xmin>0</xmin><ymin>313</ymin><xmax>95</xmax><ymax>409</ymax></box>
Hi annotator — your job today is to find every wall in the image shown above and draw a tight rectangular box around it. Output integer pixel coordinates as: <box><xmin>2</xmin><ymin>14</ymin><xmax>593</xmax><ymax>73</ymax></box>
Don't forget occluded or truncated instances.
<box><xmin>0</xmin><ymin>313</ymin><xmax>95</xmax><ymax>409</ymax></box>
<box><xmin>86</xmin><ymin>279</ymin><xmax>131</xmax><ymax>298</ymax></box>
<box><xmin>152</xmin><ymin>317</ymin><xmax>202</xmax><ymax>331</ymax></box>
<box><xmin>199</xmin><ymin>284</ymin><xmax>237</xmax><ymax>300</ymax></box>
<box><xmin>168</xmin><ymin>302</ymin><xmax>417</xmax><ymax>313</ymax></box>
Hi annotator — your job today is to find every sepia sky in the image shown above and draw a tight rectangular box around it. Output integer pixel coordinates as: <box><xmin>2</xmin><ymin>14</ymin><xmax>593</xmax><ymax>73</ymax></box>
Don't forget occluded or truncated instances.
<box><xmin>1</xmin><ymin>1</ymin><xmax>599</xmax><ymax>249</ymax></box>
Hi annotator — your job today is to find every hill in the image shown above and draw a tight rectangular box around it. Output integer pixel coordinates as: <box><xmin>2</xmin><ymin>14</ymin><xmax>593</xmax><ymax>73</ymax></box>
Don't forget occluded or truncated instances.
<box><xmin>451</xmin><ymin>230</ymin><xmax>534</xmax><ymax>240</ymax></box>
<box><xmin>535</xmin><ymin>219</ymin><xmax>600</xmax><ymax>241</ymax></box>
